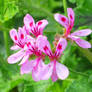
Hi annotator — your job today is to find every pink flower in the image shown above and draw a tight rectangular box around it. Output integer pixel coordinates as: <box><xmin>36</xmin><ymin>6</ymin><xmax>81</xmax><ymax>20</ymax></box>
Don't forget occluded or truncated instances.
<box><xmin>21</xmin><ymin>58</ymin><xmax>46</xmax><ymax>81</ymax></box>
<box><xmin>10</xmin><ymin>27</ymin><xmax>26</xmax><ymax>50</ymax></box>
<box><xmin>8</xmin><ymin>27</ymin><xmax>30</xmax><ymax>64</ymax></box>
<box><xmin>36</xmin><ymin>35</ymin><xmax>69</xmax><ymax>82</ymax></box>
<box><xmin>24</xmin><ymin>14</ymin><xmax>48</xmax><ymax>37</ymax></box>
<box><xmin>8</xmin><ymin>26</ymin><xmax>46</xmax><ymax>81</ymax></box>
<box><xmin>20</xmin><ymin>35</ymin><xmax>46</xmax><ymax>81</ymax></box>
<box><xmin>54</xmin><ymin>8</ymin><xmax>92</xmax><ymax>48</ymax></box>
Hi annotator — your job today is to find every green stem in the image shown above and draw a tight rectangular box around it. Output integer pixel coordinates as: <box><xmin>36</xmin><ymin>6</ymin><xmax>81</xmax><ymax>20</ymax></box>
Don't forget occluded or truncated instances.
<box><xmin>63</xmin><ymin>0</ymin><xmax>67</xmax><ymax>16</ymax></box>
<box><xmin>3</xmin><ymin>31</ymin><xmax>10</xmax><ymax>57</ymax></box>
<box><xmin>69</xmin><ymin>68</ymin><xmax>89</xmax><ymax>77</ymax></box>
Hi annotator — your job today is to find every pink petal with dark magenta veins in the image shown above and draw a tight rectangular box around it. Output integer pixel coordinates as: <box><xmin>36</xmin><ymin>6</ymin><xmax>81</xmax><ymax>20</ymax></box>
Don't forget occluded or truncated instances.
<box><xmin>71</xmin><ymin>29</ymin><xmax>92</xmax><ymax>37</ymax></box>
<box><xmin>36</xmin><ymin>20</ymin><xmax>48</xmax><ymax>35</ymax></box>
<box><xmin>8</xmin><ymin>50</ymin><xmax>24</xmax><ymax>64</ymax></box>
<box><xmin>54</xmin><ymin>13</ymin><xmax>69</xmax><ymax>28</ymax></box>
<box><xmin>67</xmin><ymin>8</ymin><xmax>74</xmax><ymax>25</ymax></box>
<box><xmin>10</xmin><ymin>29</ymin><xmax>18</xmax><ymax>43</ymax></box>
<box><xmin>23</xmin><ymin>26</ymin><xmax>30</xmax><ymax>35</ymax></box>
<box><xmin>74</xmin><ymin>38</ymin><xmax>91</xmax><ymax>48</ymax></box>
<box><xmin>18</xmin><ymin>27</ymin><xmax>26</xmax><ymax>43</ymax></box>
<box><xmin>19</xmin><ymin>55</ymin><xmax>29</xmax><ymax>65</ymax></box>
<box><xmin>55</xmin><ymin>38</ymin><xmax>67</xmax><ymax>56</ymax></box>
<box><xmin>24</xmin><ymin>14</ymin><xmax>35</xmax><ymax>31</ymax></box>
<box><xmin>56</xmin><ymin>62</ymin><xmax>69</xmax><ymax>80</ymax></box>
<box><xmin>32</xmin><ymin>59</ymin><xmax>45</xmax><ymax>81</ymax></box>
<box><xmin>51</xmin><ymin>62</ymin><xmax>58</xmax><ymax>82</ymax></box>
<box><xmin>36</xmin><ymin>35</ymin><xmax>52</xmax><ymax>56</ymax></box>
<box><xmin>51</xmin><ymin>71</ymin><xmax>58</xmax><ymax>82</ymax></box>
<box><xmin>26</xmin><ymin>35</ymin><xmax>35</xmax><ymax>49</ymax></box>
<box><xmin>10</xmin><ymin>45</ymin><xmax>20</xmax><ymax>50</ymax></box>
<box><xmin>27</xmin><ymin>35</ymin><xmax>35</xmax><ymax>45</ymax></box>
<box><xmin>41</xmin><ymin>62</ymin><xmax>53</xmax><ymax>80</ymax></box>
<box><xmin>20</xmin><ymin>60</ymin><xmax>36</xmax><ymax>75</ymax></box>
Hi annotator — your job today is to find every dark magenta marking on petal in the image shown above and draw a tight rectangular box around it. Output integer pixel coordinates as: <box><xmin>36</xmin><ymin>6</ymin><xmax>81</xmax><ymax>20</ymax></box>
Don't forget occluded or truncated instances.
<box><xmin>70</xmin><ymin>15</ymin><xmax>73</xmax><ymax>19</ymax></box>
<box><xmin>38</xmin><ymin>21</ymin><xmax>42</xmax><ymax>25</ymax></box>
<box><xmin>21</xmin><ymin>34</ymin><xmax>24</xmax><ymax>39</ymax></box>
<box><xmin>14</xmin><ymin>36</ymin><xmax>17</xmax><ymax>40</ymax></box>
<box><xmin>44</xmin><ymin>45</ymin><xmax>48</xmax><ymax>51</ymax></box>
<box><xmin>30</xmin><ymin>22</ymin><xmax>33</xmax><ymax>27</ymax></box>
<box><xmin>69</xmin><ymin>24</ymin><xmax>72</xmax><ymax>30</ymax></box>
<box><xmin>27</xmin><ymin>42</ymin><xmax>31</xmax><ymax>47</ymax></box>
<box><xmin>61</xmin><ymin>17</ymin><xmax>66</xmax><ymax>22</ymax></box>
<box><xmin>57</xmin><ymin>44</ymin><xmax>62</xmax><ymax>50</ymax></box>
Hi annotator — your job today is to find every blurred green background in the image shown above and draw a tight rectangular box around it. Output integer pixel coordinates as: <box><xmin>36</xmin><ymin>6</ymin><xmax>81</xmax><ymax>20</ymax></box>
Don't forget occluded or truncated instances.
<box><xmin>0</xmin><ymin>0</ymin><xmax>92</xmax><ymax>92</ymax></box>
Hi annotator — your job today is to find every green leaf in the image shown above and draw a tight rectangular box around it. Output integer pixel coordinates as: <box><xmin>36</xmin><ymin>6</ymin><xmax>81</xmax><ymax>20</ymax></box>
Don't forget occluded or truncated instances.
<box><xmin>23</xmin><ymin>80</ymin><xmax>53</xmax><ymax>92</ymax></box>
<box><xmin>69</xmin><ymin>0</ymin><xmax>76</xmax><ymax>4</ymax></box>
<box><xmin>65</xmin><ymin>76</ymin><xmax>92</xmax><ymax>92</ymax></box>
<box><xmin>46</xmin><ymin>82</ymin><xmax>61</xmax><ymax>92</ymax></box>
<box><xmin>46</xmin><ymin>80</ymin><xmax>73</xmax><ymax>92</ymax></box>
<box><xmin>0</xmin><ymin>0</ymin><xmax>19</xmax><ymax>23</ymax></box>
<box><xmin>78</xmin><ymin>47</ymin><xmax>92</xmax><ymax>64</ymax></box>
<box><xmin>75</xmin><ymin>0</ymin><xmax>92</xmax><ymax>15</ymax></box>
<box><xmin>0</xmin><ymin>75</ymin><xmax>24</xmax><ymax>92</ymax></box>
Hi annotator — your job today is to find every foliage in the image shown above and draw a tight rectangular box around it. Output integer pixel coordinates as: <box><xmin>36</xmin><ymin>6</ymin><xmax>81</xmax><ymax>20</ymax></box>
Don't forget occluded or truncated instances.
<box><xmin>0</xmin><ymin>0</ymin><xmax>92</xmax><ymax>92</ymax></box>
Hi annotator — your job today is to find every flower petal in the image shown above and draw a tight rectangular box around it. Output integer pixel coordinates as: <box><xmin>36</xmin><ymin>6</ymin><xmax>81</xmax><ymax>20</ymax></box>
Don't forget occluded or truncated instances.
<box><xmin>23</xmin><ymin>25</ymin><xmax>30</xmax><ymax>35</ymax></box>
<box><xmin>36</xmin><ymin>35</ymin><xmax>53</xmax><ymax>56</ymax></box>
<box><xmin>56</xmin><ymin>62</ymin><xmax>69</xmax><ymax>80</ymax></box>
<box><xmin>8</xmin><ymin>50</ymin><xmax>24</xmax><ymax>64</ymax></box>
<box><xmin>18</xmin><ymin>27</ymin><xmax>26</xmax><ymax>44</ymax></box>
<box><xmin>74</xmin><ymin>38</ymin><xmax>91</xmax><ymax>48</ymax></box>
<box><xmin>67</xmin><ymin>8</ymin><xmax>74</xmax><ymax>26</ymax></box>
<box><xmin>24</xmin><ymin>14</ymin><xmax>35</xmax><ymax>32</ymax></box>
<box><xmin>26</xmin><ymin>35</ymin><xmax>36</xmax><ymax>51</ymax></box>
<box><xmin>51</xmin><ymin>61</ymin><xmax>58</xmax><ymax>82</ymax></box>
<box><xmin>19</xmin><ymin>55</ymin><xmax>29</xmax><ymax>65</ymax></box>
<box><xmin>71</xmin><ymin>29</ymin><xmax>92</xmax><ymax>37</ymax></box>
<box><xmin>41</xmin><ymin>62</ymin><xmax>53</xmax><ymax>80</ymax></box>
<box><xmin>32</xmin><ymin>59</ymin><xmax>45</xmax><ymax>81</ymax></box>
<box><xmin>51</xmin><ymin>70</ymin><xmax>58</xmax><ymax>82</ymax></box>
<box><xmin>35</xmin><ymin>20</ymin><xmax>48</xmax><ymax>36</ymax></box>
<box><xmin>10</xmin><ymin>45</ymin><xmax>20</xmax><ymax>50</ymax></box>
<box><xmin>55</xmin><ymin>38</ymin><xmax>67</xmax><ymax>57</ymax></box>
<box><xmin>54</xmin><ymin>13</ymin><xmax>69</xmax><ymax>28</ymax></box>
<box><xmin>10</xmin><ymin>29</ymin><xmax>18</xmax><ymax>43</ymax></box>
<box><xmin>20</xmin><ymin>60</ymin><xmax>36</xmax><ymax>75</ymax></box>
<box><xmin>26</xmin><ymin>35</ymin><xmax>35</xmax><ymax>46</ymax></box>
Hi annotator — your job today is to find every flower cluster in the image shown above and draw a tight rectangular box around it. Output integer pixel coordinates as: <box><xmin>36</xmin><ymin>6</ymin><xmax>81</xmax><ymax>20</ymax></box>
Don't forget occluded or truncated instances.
<box><xmin>8</xmin><ymin>8</ymin><xmax>92</xmax><ymax>82</ymax></box>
